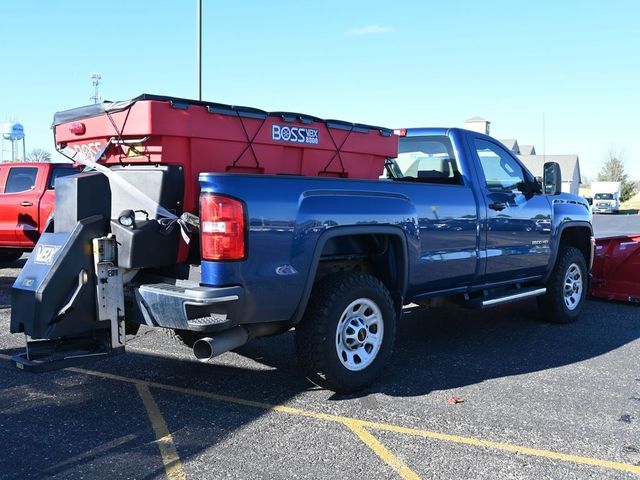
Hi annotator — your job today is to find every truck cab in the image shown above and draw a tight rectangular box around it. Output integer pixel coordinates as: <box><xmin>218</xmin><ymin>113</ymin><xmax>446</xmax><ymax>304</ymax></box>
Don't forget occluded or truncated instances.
<box><xmin>0</xmin><ymin>162</ymin><xmax>79</xmax><ymax>262</ymax></box>
<box><xmin>393</xmin><ymin>128</ymin><xmax>558</xmax><ymax>287</ymax></box>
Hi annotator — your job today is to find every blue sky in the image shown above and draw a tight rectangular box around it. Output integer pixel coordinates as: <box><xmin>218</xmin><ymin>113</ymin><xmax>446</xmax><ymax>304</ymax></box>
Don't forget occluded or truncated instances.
<box><xmin>1</xmin><ymin>0</ymin><xmax>638</xmax><ymax>179</ymax></box>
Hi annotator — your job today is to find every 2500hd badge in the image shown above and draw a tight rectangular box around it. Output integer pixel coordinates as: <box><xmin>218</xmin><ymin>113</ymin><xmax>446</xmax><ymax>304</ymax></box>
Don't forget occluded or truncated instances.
<box><xmin>272</xmin><ymin>124</ymin><xmax>319</xmax><ymax>145</ymax></box>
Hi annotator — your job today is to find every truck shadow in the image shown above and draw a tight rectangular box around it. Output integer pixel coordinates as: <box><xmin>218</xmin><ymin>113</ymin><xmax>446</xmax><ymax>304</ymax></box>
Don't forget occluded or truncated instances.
<box><xmin>0</xmin><ymin>258</ymin><xmax>26</xmax><ymax>307</ymax></box>
<box><xmin>2</xmin><ymin>299</ymin><xmax>638</xmax><ymax>404</ymax></box>
<box><xmin>0</xmin><ymin>344</ymin><xmax>308</xmax><ymax>480</ymax></box>
<box><xmin>106</xmin><ymin>298</ymin><xmax>640</xmax><ymax>402</ymax></box>
<box><xmin>1</xmin><ymin>299</ymin><xmax>638</xmax><ymax>478</ymax></box>
<box><xmin>233</xmin><ymin>298</ymin><xmax>640</xmax><ymax>399</ymax></box>
<box><xmin>363</xmin><ymin>299</ymin><xmax>640</xmax><ymax>398</ymax></box>
<box><xmin>0</xmin><ymin>276</ymin><xmax>17</xmax><ymax>308</ymax></box>
<box><xmin>0</xmin><ymin>257</ymin><xmax>27</xmax><ymax>269</ymax></box>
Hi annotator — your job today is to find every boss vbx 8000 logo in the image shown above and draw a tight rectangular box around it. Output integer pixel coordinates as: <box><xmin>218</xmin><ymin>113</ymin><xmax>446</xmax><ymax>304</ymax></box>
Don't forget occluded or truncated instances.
<box><xmin>272</xmin><ymin>124</ymin><xmax>319</xmax><ymax>145</ymax></box>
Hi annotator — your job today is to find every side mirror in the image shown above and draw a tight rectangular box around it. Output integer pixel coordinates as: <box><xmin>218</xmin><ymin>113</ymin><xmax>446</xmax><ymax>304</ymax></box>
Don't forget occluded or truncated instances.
<box><xmin>543</xmin><ymin>162</ymin><xmax>562</xmax><ymax>195</ymax></box>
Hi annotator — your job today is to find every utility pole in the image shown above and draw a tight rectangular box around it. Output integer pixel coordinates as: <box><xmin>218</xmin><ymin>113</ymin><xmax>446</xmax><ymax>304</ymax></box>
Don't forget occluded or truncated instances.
<box><xmin>542</xmin><ymin>112</ymin><xmax>546</xmax><ymax>162</ymax></box>
<box><xmin>197</xmin><ymin>0</ymin><xmax>202</xmax><ymax>100</ymax></box>
<box><xmin>90</xmin><ymin>72</ymin><xmax>102</xmax><ymax>104</ymax></box>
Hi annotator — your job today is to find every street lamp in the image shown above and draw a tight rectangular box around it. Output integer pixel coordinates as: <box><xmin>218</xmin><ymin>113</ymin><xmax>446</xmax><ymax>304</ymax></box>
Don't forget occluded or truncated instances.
<box><xmin>197</xmin><ymin>0</ymin><xmax>202</xmax><ymax>100</ymax></box>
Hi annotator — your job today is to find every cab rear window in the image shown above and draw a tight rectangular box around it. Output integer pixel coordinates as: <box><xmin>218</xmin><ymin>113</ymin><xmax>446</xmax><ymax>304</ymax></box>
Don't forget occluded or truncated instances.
<box><xmin>393</xmin><ymin>136</ymin><xmax>463</xmax><ymax>185</ymax></box>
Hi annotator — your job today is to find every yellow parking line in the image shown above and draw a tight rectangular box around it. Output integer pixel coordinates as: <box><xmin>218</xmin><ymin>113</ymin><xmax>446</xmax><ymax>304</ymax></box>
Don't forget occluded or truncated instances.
<box><xmin>135</xmin><ymin>383</ymin><xmax>186</xmax><ymax>480</ymax></box>
<box><xmin>355</xmin><ymin>420</ymin><xmax>640</xmax><ymax>476</ymax></box>
<box><xmin>343</xmin><ymin>419</ymin><xmax>422</xmax><ymax>480</ymax></box>
<box><xmin>67</xmin><ymin>365</ymin><xmax>640</xmax><ymax>477</ymax></box>
<box><xmin>2</xmin><ymin>354</ymin><xmax>639</xmax><ymax>477</ymax></box>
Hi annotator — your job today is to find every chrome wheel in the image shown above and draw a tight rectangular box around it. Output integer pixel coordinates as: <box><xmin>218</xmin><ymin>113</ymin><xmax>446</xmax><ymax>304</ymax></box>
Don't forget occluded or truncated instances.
<box><xmin>335</xmin><ymin>298</ymin><xmax>384</xmax><ymax>371</ymax></box>
<box><xmin>563</xmin><ymin>263</ymin><xmax>583</xmax><ymax>311</ymax></box>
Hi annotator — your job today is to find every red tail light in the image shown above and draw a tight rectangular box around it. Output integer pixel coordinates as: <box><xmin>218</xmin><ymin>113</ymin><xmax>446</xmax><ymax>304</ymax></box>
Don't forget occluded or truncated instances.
<box><xmin>69</xmin><ymin>122</ymin><xmax>86</xmax><ymax>135</ymax></box>
<box><xmin>200</xmin><ymin>194</ymin><xmax>245</xmax><ymax>261</ymax></box>
<box><xmin>393</xmin><ymin>128</ymin><xmax>407</xmax><ymax>137</ymax></box>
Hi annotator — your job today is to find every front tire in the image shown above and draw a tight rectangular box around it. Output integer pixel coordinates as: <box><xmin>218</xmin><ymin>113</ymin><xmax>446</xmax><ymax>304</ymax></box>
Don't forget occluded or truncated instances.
<box><xmin>537</xmin><ymin>246</ymin><xmax>587</xmax><ymax>323</ymax></box>
<box><xmin>295</xmin><ymin>272</ymin><xmax>397</xmax><ymax>393</ymax></box>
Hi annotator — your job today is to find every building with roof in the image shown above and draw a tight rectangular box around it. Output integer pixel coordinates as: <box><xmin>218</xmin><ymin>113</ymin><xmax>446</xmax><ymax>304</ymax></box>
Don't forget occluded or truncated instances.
<box><xmin>500</xmin><ymin>139</ymin><xmax>520</xmax><ymax>154</ymax></box>
<box><xmin>519</xmin><ymin>144</ymin><xmax>536</xmax><ymax>155</ymax></box>
<box><xmin>517</xmin><ymin>154</ymin><xmax>581</xmax><ymax>195</ymax></box>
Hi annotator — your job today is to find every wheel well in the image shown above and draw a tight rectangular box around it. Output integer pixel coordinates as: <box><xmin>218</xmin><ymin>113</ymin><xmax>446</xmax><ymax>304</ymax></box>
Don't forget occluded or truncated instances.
<box><xmin>559</xmin><ymin>226</ymin><xmax>591</xmax><ymax>265</ymax></box>
<box><xmin>315</xmin><ymin>234</ymin><xmax>406</xmax><ymax>304</ymax></box>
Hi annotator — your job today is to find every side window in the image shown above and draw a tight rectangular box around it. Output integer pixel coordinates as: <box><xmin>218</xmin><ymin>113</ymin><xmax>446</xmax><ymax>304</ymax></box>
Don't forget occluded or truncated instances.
<box><xmin>48</xmin><ymin>167</ymin><xmax>77</xmax><ymax>189</ymax></box>
<box><xmin>394</xmin><ymin>136</ymin><xmax>463</xmax><ymax>185</ymax></box>
<box><xmin>475</xmin><ymin>139</ymin><xmax>526</xmax><ymax>192</ymax></box>
<box><xmin>4</xmin><ymin>167</ymin><xmax>38</xmax><ymax>194</ymax></box>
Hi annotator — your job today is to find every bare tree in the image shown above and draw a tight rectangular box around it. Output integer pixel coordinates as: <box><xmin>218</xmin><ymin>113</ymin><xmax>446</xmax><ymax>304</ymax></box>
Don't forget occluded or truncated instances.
<box><xmin>26</xmin><ymin>149</ymin><xmax>52</xmax><ymax>163</ymax></box>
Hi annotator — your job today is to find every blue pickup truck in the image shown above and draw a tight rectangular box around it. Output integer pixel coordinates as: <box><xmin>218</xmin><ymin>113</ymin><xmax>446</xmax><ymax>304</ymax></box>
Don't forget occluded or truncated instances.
<box><xmin>11</xmin><ymin>103</ymin><xmax>593</xmax><ymax>393</ymax></box>
<box><xmin>191</xmin><ymin>128</ymin><xmax>593</xmax><ymax>391</ymax></box>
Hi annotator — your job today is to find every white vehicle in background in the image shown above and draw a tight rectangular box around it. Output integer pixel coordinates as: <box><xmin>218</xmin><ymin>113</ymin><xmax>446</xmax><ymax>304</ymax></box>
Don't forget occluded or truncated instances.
<box><xmin>590</xmin><ymin>181</ymin><xmax>621</xmax><ymax>214</ymax></box>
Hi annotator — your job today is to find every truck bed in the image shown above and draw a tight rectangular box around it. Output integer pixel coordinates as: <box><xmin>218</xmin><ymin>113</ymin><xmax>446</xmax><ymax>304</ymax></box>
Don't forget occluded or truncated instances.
<box><xmin>198</xmin><ymin>172</ymin><xmax>479</xmax><ymax>325</ymax></box>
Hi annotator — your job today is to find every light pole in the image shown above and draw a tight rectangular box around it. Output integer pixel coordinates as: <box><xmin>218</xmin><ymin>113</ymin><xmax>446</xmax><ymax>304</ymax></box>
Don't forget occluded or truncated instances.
<box><xmin>197</xmin><ymin>0</ymin><xmax>202</xmax><ymax>100</ymax></box>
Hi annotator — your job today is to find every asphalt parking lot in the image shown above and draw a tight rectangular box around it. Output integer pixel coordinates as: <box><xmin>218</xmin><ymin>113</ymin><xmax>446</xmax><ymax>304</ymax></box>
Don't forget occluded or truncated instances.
<box><xmin>1</xmin><ymin>215</ymin><xmax>639</xmax><ymax>479</ymax></box>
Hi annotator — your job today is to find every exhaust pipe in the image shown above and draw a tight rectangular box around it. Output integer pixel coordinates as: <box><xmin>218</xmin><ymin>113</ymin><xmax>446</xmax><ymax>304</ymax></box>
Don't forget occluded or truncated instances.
<box><xmin>193</xmin><ymin>326</ymin><xmax>250</xmax><ymax>362</ymax></box>
<box><xmin>192</xmin><ymin>323</ymin><xmax>286</xmax><ymax>362</ymax></box>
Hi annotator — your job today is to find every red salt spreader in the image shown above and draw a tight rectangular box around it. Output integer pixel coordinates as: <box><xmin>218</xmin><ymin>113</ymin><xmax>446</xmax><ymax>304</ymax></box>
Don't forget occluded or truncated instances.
<box><xmin>54</xmin><ymin>94</ymin><xmax>398</xmax><ymax>216</ymax></box>
<box><xmin>53</xmin><ymin>94</ymin><xmax>398</xmax><ymax>264</ymax></box>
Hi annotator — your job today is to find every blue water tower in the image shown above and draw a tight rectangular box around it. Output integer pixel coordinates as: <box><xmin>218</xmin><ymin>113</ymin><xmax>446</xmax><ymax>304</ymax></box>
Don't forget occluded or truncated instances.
<box><xmin>1</xmin><ymin>121</ymin><xmax>26</xmax><ymax>162</ymax></box>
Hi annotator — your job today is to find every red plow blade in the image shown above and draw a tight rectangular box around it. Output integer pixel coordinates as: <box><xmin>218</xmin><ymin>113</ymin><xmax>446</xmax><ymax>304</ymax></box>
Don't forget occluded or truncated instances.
<box><xmin>590</xmin><ymin>234</ymin><xmax>640</xmax><ymax>303</ymax></box>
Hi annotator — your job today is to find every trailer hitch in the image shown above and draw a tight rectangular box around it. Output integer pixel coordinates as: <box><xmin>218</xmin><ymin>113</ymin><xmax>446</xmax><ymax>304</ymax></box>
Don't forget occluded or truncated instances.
<box><xmin>93</xmin><ymin>235</ymin><xmax>126</xmax><ymax>350</ymax></box>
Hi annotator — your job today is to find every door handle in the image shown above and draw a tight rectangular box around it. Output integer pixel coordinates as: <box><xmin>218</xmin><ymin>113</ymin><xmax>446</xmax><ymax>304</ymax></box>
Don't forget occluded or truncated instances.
<box><xmin>20</xmin><ymin>201</ymin><xmax>33</xmax><ymax>207</ymax></box>
<box><xmin>489</xmin><ymin>202</ymin><xmax>507</xmax><ymax>211</ymax></box>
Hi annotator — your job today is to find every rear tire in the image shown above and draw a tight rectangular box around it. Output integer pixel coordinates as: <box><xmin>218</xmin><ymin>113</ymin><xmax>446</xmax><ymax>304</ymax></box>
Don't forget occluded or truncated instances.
<box><xmin>295</xmin><ymin>272</ymin><xmax>397</xmax><ymax>393</ymax></box>
<box><xmin>537</xmin><ymin>246</ymin><xmax>587</xmax><ymax>323</ymax></box>
<box><xmin>0</xmin><ymin>250</ymin><xmax>22</xmax><ymax>263</ymax></box>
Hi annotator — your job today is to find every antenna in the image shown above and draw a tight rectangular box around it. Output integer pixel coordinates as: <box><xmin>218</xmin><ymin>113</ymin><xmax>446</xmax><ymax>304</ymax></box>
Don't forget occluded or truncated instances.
<box><xmin>542</xmin><ymin>112</ymin><xmax>546</xmax><ymax>162</ymax></box>
<box><xmin>90</xmin><ymin>72</ymin><xmax>102</xmax><ymax>104</ymax></box>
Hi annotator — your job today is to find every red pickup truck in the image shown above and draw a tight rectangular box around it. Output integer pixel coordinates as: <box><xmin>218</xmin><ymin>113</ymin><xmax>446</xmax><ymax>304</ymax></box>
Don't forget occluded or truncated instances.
<box><xmin>0</xmin><ymin>162</ymin><xmax>79</xmax><ymax>262</ymax></box>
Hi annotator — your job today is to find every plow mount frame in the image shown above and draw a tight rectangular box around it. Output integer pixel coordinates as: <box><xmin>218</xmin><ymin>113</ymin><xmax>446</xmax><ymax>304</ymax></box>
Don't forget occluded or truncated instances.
<box><xmin>590</xmin><ymin>234</ymin><xmax>640</xmax><ymax>303</ymax></box>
